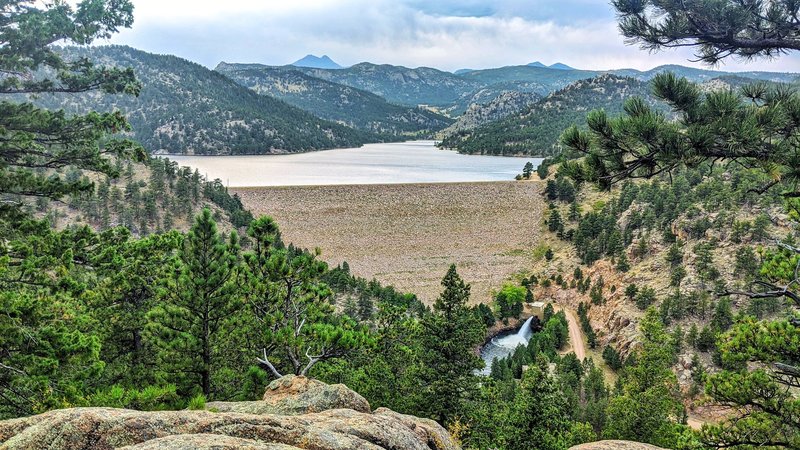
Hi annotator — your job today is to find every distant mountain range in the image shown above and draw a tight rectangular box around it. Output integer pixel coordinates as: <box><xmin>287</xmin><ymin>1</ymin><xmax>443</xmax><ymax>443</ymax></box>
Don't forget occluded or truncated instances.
<box><xmin>438</xmin><ymin>68</ymin><xmax>800</xmax><ymax>157</ymax></box>
<box><xmin>291</xmin><ymin>54</ymin><xmax>343</xmax><ymax>70</ymax></box>
<box><xmin>215</xmin><ymin>63</ymin><xmax>453</xmax><ymax>137</ymax></box>
<box><xmin>18</xmin><ymin>46</ymin><xmax>798</xmax><ymax>157</ymax></box>
<box><xmin>28</xmin><ymin>46</ymin><xmax>370</xmax><ymax>155</ymax></box>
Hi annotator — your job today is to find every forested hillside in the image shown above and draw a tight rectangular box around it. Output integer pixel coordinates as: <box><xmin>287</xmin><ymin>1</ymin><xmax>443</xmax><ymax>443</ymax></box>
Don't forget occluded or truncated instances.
<box><xmin>460</xmin><ymin>65</ymin><xmax>601</xmax><ymax>94</ymax></box>
<box><xmin>288</xmin><ymin>62</ymin><xmax>484</xmax><ymax>106</ymax></box>
<box><xmin>215</xmin><ymin>63</ymin><xmax>453</xmax><ymax>137</ymax></box>
<box><xmin>440</xmin><ymin>75</ymin><xmax>656</xmax><ymax>156</ymax></box>
<box><xmin>27</xmin><ymin>46</ymin><xmax>371</xmax><ymax>155</ymax></box>
<box><xmin>32</xmin><ymin>157</ymin><xmax>254</xmax><ymax>236</ymax></box>
<box><xmin>439</xmin><ymin>91</ymin><xmax>541</xmax><ymax>137</ymax></box>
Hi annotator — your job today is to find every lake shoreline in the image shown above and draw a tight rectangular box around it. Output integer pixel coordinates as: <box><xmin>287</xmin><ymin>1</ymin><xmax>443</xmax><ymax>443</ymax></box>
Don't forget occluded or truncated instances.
<box><xmin>169</xmin><ymin>141</ymin><xmax>542</xmax><ymax>187</ymax></box>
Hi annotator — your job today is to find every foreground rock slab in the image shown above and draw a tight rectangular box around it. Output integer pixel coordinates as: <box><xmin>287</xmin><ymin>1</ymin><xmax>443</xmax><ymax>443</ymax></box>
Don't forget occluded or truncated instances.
<box><xmin>207</xmin><ymin>374</ymin><xmax>371</xmax><ymax>415</ymax></box>
<box><xmin>570</xmin><ymin>441</ymin><xmax>667</xmax><ymax>450</ymax></box>
<box><xmin>0</xmin><ymin>375</ymin><xmax>458</xmax><ymax>450</ymax></box>
<box><xmin>0</xmin><ymin>407</ymin><xmax>457</xmax><ymax>450</ymax></box>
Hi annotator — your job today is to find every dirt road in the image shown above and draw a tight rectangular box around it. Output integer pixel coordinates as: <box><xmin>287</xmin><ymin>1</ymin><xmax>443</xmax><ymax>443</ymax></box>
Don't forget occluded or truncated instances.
<box><xmin>556</xmin><ymin>306</ymin><xmax>586</xmax><ymax>360</ymax></box>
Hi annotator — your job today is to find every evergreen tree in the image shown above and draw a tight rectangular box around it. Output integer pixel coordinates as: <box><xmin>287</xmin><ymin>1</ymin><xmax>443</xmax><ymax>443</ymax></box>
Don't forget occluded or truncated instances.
<box><xmin>0</xmin><ymin>0</ymin><xmax>142</xmax><ymax>218</ymax></box>
<box><xmin>686</xmin><ymin>323</ymin><xmax>699</xmax><ymax>350</ymax></box>
<box><xmin>147</xmin><ymin>209</ymin><xmax>240</xmax><ymax>397</ymax></box>
<box><xmin>562</xmin><ymin>72</ymin><xmax>800</xmax><ymax>199</ymax></box>
<box><xmin>615</xmin><ymin>252</ymin><xmax>630</xmax><ymax>272</ymax></box>
<box><xmin>703</xmin><ymin>318</ymin><xmax>800</xmax><ymax>448</ymax></box>
<box><xmin>357</xmin><ymin>294</ymin><xmax>375</xmax><ymax>322</ymax></box>
<box><xmin>92</xmin><ymin>229</ymin><xmax>181</xmax><ymax>388</ymax></box>
<box><xmin>523</xmin><ymin>161</ymin><xmax>534</xmax><ymax>179</ymax></box>
<box><xmin>568</xmin><ymin>201</ymin><xmax>582</xmax><ymax>222</ymax></box>
<box><xmin>635</xmin><ymin>286</ymin><xmax>657</xmax><ymax>310</ymax></box>
<box><xmin>343</xmin><ymin>297</ymin><xmax>359</xmax><ymax>320</ymax></box>
<box><xmin>242</xmin><ymin>217</ymin><xmax>371</xmax><ymax>379</ymax></box>
<box><xmin>613</xmin><ymin>0</ymin><xmax>800</xmax><ymax>65</ymax></box>
<box><xmin>477</xmin><ymin>303</ymin><xmax>496</xmax><ymax>327</ymax></box>
<box><xmin>548</xmin><ymin>208</ymin><xmax>565</xmax><ymax>235</ymax></box>
<box><xmin>625</xmin><ymin>284</ymin><xmax>639</xmax><ymax>300</ymax></box>
<box><xmin>604</xmin><ymin>309</ymin><xmax>684</xmax><ymax>447</ymax></box>
<box><xmin>420</xmin><ymin>264</ymin><xmax>485</xmax><ymax>424</ymax></box>
<box><xmin>696</xmin><ymin>325</ymin><xmax>717</xmax><ymax>353</ymax></box>
<box><xmin>602</xmin><ymin>345</ymin><xmax>623</xmax><ymax>371</ymax></box>
<box><xmin>507</xmin><ymin>362</ymin><xmax>574</xmax><ymax>450</ymax></box>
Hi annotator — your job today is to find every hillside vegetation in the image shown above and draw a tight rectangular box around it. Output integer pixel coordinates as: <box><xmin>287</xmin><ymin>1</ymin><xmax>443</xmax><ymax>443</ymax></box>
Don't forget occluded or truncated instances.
<box><xmin>27</xmin><ymin>46</ymin><xmax>371</xmax><ymax>155</ymax></box>
<box><xmin>215</xmin><ymin>63</ymin><xmax>453</xmax><ymax>137</ymax></box>
<box><xmin>32</xmin><ymin>157</ymin><xmax>254</xmax><ymax>236</ymax></box>
<box><xmin>439</xmin><ymin>91</ymin><xmax>541</xmax><ymax>137</ymax></box>
<box><xmin>291</xmin><ymin>62</ymin><xmax>483</xmax><ymax>106</ymax></box>
<box><xmin>440</xmin><ymin>75</ymin><xmax>655</xmax><ymax>156</ymax></box>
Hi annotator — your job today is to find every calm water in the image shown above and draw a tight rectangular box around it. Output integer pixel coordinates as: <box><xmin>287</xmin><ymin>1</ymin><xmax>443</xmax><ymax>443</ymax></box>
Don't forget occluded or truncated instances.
<box><xmin>168</xmin><ymin>141</ymin><xmax>541</xmax><ymax>187</ymax></box>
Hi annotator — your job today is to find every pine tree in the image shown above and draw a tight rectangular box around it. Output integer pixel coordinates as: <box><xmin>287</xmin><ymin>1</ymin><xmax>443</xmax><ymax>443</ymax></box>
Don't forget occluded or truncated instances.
<box><xmin>507</xmin><ymin>361</ymin><xmax>573</xmax><ymax>450</ymax></box>
<box><xmin>562</xmin><ymin>72</ymin><xmax>800</xmax><ymax>199</ymax></box>
<box><xmin>0</xmin><ymin>0</ymin><xmax>143</xmax><ymax>219</ymax></box>
<box><xmin>615</xmin><ymin>252</ymin><xmax>630</xmax><ymax>272</ymax></box>
<box><xmin>703</xmin><ymin>318</ymin><xmax>800</xmax><ymax>448</ymax></box>
<box><xmin>0</xmin><ymin>0</ymin><xmax>140</xmax><ymax>418</ymax></box>
<box><xmin>93</xmin><ymin>229</ymin><xmax>181</xmax><ymax>388</ymax></box>
<box><xmin>686</xmin><ymin>323</ymin><xmax>699</xmax><ymax>349</ymax></box>
<box><xmin>243</xmin><ymin>217</ymin><xmax>371</xmax><ymax>379</ymax></box>
<box><xmin>357</xmin><ymin>294</ymin><xmax>375</xmax><ymax>321</ymax></box>
<box><xmin>604</xmin><ymin>308</ymin><xmax>683</xmax><ymax>447</ymax></box>
<box><xmin>568</xmin><ymin>201</ymin><xmax>581</xmax><ymax>222</ymax></box>
<box><xmin>343</xmin><ymin>297</ymin><xmax>359</xmax><ymax>320</ymax></box>
<box><xmin>147</xmin><ymin>209</ymin><xmax>240</xmax><ymax>397</ymax></box>
<box><xmin>523</xmin><ymin>161</ymin><xmax>534</xmax><ymax>179</ymax></box>
<box><xmin>612</xmin><ymin>0</ymin><xmax>800</xmax><ymax>65</ymax></box>
<box><xmin>420</xmin><ymin>264</ymin><xmax>485</xmax><ymax>424</ymax></box>
<box><xmin>548</xmin><ymin>208</ymin><xmax>564</xmax><ymax>234</ymax></box>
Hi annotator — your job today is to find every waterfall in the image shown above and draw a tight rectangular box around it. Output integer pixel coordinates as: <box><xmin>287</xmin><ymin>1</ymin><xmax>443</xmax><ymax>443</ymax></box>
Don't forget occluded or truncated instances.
<box><xmin>490</xmin><ymin>316</ymin><xmax>535</xmax><ymax>349</ymax></box>
<box><xmin>517</xmin><ymin>316</ymin><xmax>534</xmax><ymax>339</ymax></box>
<box><xmin>479</xmin><ymin>315</ymin><xmax>537</xmax><ymax>374</ymax></box>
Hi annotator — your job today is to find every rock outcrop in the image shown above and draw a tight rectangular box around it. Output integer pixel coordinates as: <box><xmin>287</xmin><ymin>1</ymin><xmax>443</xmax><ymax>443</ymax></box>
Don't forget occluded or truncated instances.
<box><xmin>207</xmin><ymin>374</ymin><xmax>370</xmax><ymax>415</ymax></box>
<box><xmin>0</xmin><ymin>376</ymin><xmax>458</xmax><ymax>450</ymax></box>
<box><xmin>569</xmin><ymin>441</ymin><xmax>667</xmax><ymax>450</ymax></box>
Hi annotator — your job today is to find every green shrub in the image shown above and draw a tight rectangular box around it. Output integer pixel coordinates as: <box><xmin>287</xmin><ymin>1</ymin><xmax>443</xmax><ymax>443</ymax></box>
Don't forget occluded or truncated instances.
<box><xmin>187</xmin><ymin>394</ymin><xmax>207</xmax><ymax>411</ymax></box>
<box><xmin>87</xmin><ymin>385</ymin><xmax>180</xmax><ymax>411</ymax></box>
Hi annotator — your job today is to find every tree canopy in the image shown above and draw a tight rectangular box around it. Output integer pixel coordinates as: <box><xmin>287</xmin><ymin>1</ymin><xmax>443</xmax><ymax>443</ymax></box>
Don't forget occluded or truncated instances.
<box><xmin>612</xmin><ymin>0</ymin><xmax>800</xmax><ymax>65</ymax></box>
<box><xmin>0</xmin><ymin>0</ymin><xmax>143</xmax><ymax>218</ymax></box>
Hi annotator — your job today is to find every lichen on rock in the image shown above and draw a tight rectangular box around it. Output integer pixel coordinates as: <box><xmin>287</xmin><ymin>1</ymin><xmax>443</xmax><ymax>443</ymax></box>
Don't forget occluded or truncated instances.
<box><xmin>0</xmin><ymin>376</ymin><xmax>458</xmax><ymax>450</ymax></box>
<box><xmin>569</xmin><ymin>440</ymin><xmax>667</xmax><ymax>450</ymax></box>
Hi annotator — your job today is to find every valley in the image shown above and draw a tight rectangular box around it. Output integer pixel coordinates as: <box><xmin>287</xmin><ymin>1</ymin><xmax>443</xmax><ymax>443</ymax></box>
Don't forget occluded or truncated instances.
<box><xmin>3</xmin><ymin>2</ymin><xmax>800</xmax><ymax>449</ymax></box>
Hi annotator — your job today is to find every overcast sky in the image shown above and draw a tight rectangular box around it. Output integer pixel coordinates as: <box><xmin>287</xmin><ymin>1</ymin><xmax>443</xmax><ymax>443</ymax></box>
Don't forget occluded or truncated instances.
<box><xmin>105</xmin><ymin>0</ymin><xmax>800</xmax><ymax>72</ymax></box>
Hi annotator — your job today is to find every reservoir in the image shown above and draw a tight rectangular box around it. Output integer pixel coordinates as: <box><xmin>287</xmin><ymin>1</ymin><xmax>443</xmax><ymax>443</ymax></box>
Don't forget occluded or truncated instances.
<box><xmin>169</xmin><ymin>141</ymin><xmax>541</xmax><ymax>187</ymax></box>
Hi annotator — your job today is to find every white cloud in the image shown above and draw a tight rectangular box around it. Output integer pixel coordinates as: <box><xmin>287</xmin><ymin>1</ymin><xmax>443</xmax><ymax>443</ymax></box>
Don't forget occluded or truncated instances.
<box><xmin>104</xmin><ymin>0</ymin><xmax>800</xmax><ymax>73</ymax></box>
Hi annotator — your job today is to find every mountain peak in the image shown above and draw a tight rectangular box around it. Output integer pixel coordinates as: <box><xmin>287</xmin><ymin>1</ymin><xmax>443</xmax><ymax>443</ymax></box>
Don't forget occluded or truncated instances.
<box><xmin>527</xmin><ymin>61</ymin><xmax>575</xmax><ymax>70</ymax></box>
<box><xmin>291</xmin><ymin>54</ymin><xmax>343</xmax><ymax>70</ymax></box>
<box><xmin>548</xmin><ymin>62</ymin><xmax>575</xmax><ymax>71</ymax></box>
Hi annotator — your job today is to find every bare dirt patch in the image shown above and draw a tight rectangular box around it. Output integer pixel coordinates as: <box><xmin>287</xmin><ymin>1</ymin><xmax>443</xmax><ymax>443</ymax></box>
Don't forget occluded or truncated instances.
<box><xmin>234</xmin><ymin>181</ymin><xmax>546</xmax><ymax>304</ymax></box>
